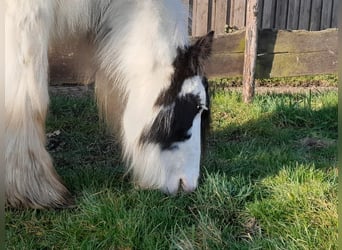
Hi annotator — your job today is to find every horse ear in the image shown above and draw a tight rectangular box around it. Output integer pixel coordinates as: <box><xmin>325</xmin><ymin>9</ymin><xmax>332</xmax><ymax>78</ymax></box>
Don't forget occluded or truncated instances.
<box><xmin>191</xmin><ymin>31</ymin><xmax>214</xmax><ymax>67</ymax></box>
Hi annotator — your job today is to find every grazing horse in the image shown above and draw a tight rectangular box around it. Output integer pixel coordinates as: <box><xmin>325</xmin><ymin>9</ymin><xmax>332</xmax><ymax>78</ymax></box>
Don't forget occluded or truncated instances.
<box><xmin>5</xmin><ymin>0</ymin><xmax>213</xmax><ymax>209</ymax></box>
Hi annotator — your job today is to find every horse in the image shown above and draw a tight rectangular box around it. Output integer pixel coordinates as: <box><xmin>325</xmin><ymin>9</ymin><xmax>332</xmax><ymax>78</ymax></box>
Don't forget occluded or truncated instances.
<box><xmin>5</xmin><ymin>0</ymin><xmax>214</xmax><ymax>209</ymax></box>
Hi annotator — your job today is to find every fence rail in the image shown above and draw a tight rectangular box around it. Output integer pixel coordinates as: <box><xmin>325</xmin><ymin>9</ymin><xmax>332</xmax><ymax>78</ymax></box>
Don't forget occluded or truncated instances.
<box><xmin>49</xmin><ymin>1</ymin><xmax>338</xmax><ymax>82</ymax></box>
<box><xmin>184</xmin><ymin>0</ymin><xmax>339</xmax><ymax>36</ymax></box>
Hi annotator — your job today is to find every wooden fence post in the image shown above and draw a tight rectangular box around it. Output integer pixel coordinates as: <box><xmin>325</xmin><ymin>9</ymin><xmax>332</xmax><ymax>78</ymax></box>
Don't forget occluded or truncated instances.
<box><xmin>242</xmin><ymin>0</ymin><xmax>259</xmax><ymax>103</ymax></box>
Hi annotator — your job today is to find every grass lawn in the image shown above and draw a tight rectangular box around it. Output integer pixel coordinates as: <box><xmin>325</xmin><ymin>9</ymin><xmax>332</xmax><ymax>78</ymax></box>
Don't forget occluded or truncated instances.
<box><xmin>6</xmin><ymin>86</ymin><xmax>337</xmax><ymax>249</ymax></box>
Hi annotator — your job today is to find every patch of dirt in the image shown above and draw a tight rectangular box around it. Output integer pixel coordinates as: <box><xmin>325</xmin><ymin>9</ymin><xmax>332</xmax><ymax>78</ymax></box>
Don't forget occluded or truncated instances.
<box><xmin>299</xmin><ymin>137</ymin><xmax>336</xmax><ymax>149</ymax></box>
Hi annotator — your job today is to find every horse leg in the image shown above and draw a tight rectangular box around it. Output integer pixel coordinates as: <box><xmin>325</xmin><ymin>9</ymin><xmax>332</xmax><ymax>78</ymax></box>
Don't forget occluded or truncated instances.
<box><xmin>5</xmin><ymin>2</ymin><xmax>73</xmax><ymax>209</ymax></box>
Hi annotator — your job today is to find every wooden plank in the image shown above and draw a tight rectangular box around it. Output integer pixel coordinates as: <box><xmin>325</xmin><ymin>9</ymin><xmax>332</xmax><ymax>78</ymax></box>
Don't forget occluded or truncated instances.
<box><xmin>256</xmin><ymin>29</ymin><xmax>338</xmax><ymax>77</ymax></box>
<box><xmin>298</xmin><ymin>0</ymin><xmax>312</xmax><ymax>30</ymax></box>
<box><xmin>227</xmin><ymin>0</ymin><xmax>234</xmax><ymax>28</ymax></box>
<box><xmin>258</xmin><ymin>29</ymin><xmax>338</xmax><ymax>54</ymax></box>
<box><xmin>49</xmin><ymin>30</ymin><xmax>338</xmax><ymax>82</ymax></box>
<box><xmin>192</xmin><ymin>0</ymin><xmax>209</xmax><ymax>36</ymax></box>
<box><xmin>211</xmin><ymin>0</ymin><xmax>228</xmax><ymax>35</ymax></box>
<box><xmin>310</xmin><ymin>0</ymin><xmax>323</xmax><ymax>30</ymax></box>
<box><xmin>287</xmin><ymin>0</ymin><xmax>301</xmax><ymax>30</ymax></box>
<box><xmin>257</xmin><ymin>50</ymin><xmax>338</xmax><ymax>77</ymax></box>
<box><xmin>207</xmin><ymin>30</ymin><xmax>245</xmax><ymax>54</ymax></box>
<box><xmin>205</xmin><ymin>29</ymin><xmax>338</xmax><ymax>78</ymax></box>
<box><xmin>231</xmin><ymin>0</ymin><xmax>247</xmax><ymax>29</ymax></box>
<box><xmin>243</xmin><ymin>0</ymin><xmax>259</xmax><ymax>103</ymax></box>
<box><xmin>274</xmin><ymin>0</ymin><xmax>289</xmax><ymax>29</ymax></box>
<box><xmin>205</xmin><ymin>48</ymin><xmax>337</xmax><ymax>78</ymax></box>
<box><xmin>331</xmin><ymin>0</ymin><xmax>338</xmax><ymax>27</ymax></box>
<box><xmin>261</xmin><ymin>0</ymin><xmax>276</xmax><ymax>29</ymax></box>
<box><xmin>195</xmin><ymin>30</ymin><xmax>245</xmax><ymax>77</ymax></box>
<box><xmin>205</xmin><ymin>53</ymin><xmax>244</xmax><ymax>77</ymax></box>
<box><xmin>257</xmin><ymin>0</ymin><xmax>264</xmax><ymax>29</ymax></box>
<box><xmin>226</xmin><ymin>0</ymin><xmax>231</xmax><ymax>29</ymax></box>
<box><xmin>320</xmin><ymin>0</ymin><xmax>333</xmax><ymax>29</ymax></box>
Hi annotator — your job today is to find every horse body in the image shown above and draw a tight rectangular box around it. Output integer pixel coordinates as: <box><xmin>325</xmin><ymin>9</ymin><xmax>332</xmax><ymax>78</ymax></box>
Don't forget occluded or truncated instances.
<box><xmin>5</xmin><ymin>0</ymin><xmax>213</xmax><ymax>209</ymax></box>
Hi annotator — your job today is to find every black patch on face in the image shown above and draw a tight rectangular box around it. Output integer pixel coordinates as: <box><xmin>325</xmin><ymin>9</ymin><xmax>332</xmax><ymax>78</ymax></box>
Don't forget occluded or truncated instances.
<box><xmin>139</xmin><ymin>32</ymin><xmax>214</xmax><ymax>150</ymax></box>
<box><xmin>140</xmin><ymin>94</ymin><xmax>202</xmax><ymax>149</ymax></box>
<box><xmin>155</xmin><ymin>31</ymin><xmax>214</xmax><ymax>107</ymax></box>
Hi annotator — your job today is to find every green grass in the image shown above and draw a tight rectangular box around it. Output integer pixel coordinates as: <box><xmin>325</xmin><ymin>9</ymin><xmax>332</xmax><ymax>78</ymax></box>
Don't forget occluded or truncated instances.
<box><xmin>210</xmin><ymin>74</ymin><xmax>338</xmax><ymax>88</ymax></box>
<box><xmin>6</xmin><ymin>89</ymin><xmax>337</xmax><ymax>249</ymax></box>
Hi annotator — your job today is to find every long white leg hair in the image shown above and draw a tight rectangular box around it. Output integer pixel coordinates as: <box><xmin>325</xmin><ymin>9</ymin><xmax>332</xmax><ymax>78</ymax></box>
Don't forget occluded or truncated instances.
<box><xmin>5</xmin><ymin>1</ymin><xmax>72</xmax><ymax>208</ymax></box>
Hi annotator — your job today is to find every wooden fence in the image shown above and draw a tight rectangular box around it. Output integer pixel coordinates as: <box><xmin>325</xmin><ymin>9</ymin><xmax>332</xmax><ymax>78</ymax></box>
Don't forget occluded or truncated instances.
<box><xmin>184</xmin><ymin>0</ymin><xmax>338</xmax><ymax>78</ymax></box>
<box><xmin>49</xmin><ymin>1</ymin><xmax>338</xmax><ymax>83</ymax></box>
<box><xmin>204</xmin><ymin>28</ymin><xmax>338</xmax><ymax>78</ymax></box>
<box><xmin>185</xmin><ymin>0</ymin><xmax>339</xmax><ymax>36</ymax></box>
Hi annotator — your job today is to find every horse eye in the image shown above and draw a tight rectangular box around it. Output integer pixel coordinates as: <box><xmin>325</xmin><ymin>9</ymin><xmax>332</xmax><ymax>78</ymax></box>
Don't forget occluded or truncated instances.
<box><xmin>197</xmin><ymin>105</ymin><xmax>208</xmax><ymax>111</ymax></box>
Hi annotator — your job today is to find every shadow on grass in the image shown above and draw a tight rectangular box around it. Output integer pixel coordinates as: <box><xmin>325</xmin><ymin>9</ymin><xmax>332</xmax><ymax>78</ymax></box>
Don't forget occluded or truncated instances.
<box><xmin>47</xmin><ymin>90</ymin><xmax>337</xmax><ymax>195</ymax></box>
<box><xmin>202</xmin><ymin>91</ymin><xmax>337</xmax><ymax>182</ymax></box>
<box><xmin>5</xmin><ymin>90</ymin><xmax>337</xmax><ymax>249</ymax></box>
<box><xmin>46</xmin><ymin>94</ymin><xmax>129</xmax><ymax>195</ymax></box>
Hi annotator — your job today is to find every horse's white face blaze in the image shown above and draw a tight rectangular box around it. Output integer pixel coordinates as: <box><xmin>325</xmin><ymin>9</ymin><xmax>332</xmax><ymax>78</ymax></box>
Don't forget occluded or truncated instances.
<box><xmin>160</xmin><ymin>76</ymin><xmax>206</xmax><ymax>194</ymax></box>
<box><xmin>122</xmin><ymin>31</ymin><xmax>214</xmax><ymax>195</ymax></box>
<box><xmin>161</xmin><ymin>110</ymin><xmax>203</xmax><ymax>194</ymax></box>
<box><xmin>138</xmin><ymin>76</ymin><xmax>208</xmax><ymax>194</ymax></box>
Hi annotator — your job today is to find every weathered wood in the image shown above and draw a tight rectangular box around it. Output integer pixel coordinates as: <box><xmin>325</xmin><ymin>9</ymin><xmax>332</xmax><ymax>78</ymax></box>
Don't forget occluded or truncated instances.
<box><xmin>261</xmin><ymin>0</ymin><xmax>276</xmax><ymax>29</ymax></box>
<box><xmin>274</xmin><ymin>0</ymin><xmax>288</xmax><ymax>29</ymax></box>
<box><xmin>231</xmin><ymin>0</ymin><xmax>247</xmax><ymax>29</ymax></box>
<box><xmin>298</xmin><ymin>0</ymin><xmax>312</xmax><ymax>30</ymax></box>
<box><xmin>331</xmin><ymin>0</ymin><xmax>338</xmax><ymax>27</ymax></box>
<box><xmin>287</xmin><ymin>0</ymin><xmax>301</xmax><ymax>30</ymax></box>
<box><xmin>205</xmin><ymin>53</ymin><xmax>244</xmax><ymax>77</ymax></box>
<box><xmin>211</xmin><ymin>0</ymin><xmax>228</xmax><ymax>35</ymax></box>
<box><xmin>192</xmin><ymin>0</ymin><xmax>337</xmax><ymax>32</ymax></box>
<box><xmin>202</xmin><ymin>29</ymin><xmax>338</xmax><ymax>78</ymax></box>
<box><xmin>258</xmin><ymin>28</ymin><xmax>338</xmax><ymax>53</ymax></box>
<box><xmin>192</xmin><ymin>30</ymin><xmax>245</xmax><ymax>77</ymax></box>
<box><xmin>242</xmin><ymin>0</ymin><xmax>259</xmax><ymax>103</ymax></box>
<box><xmin>321</xmin><ymin>0</ymin><xmax>333</xmax><ymax>29</ymax></box>
<box><xmin>49</xmin><ymin>29</ymin><xmax>338</xmax><ymax>82</ymax></box>
<box><xmin>310</xmin><ymin>0</ymin><xmax>323</xmax><ymax>31</ymax></box>
<box><xmin>257</xmin><ymin>0</ymin><xmax>264</xmax><ymax>29</ymax></box>
<box><xmin>257</xmin><ymin>50</ymin><xmax>338</xmax><ymax>77</ymax></box>
<box><xmin>192</xmin><ymin>0</ymin><xmax>209</xmax><ymax>36</ymax></box>
<box><xmin>206</xmin><ymin>30</ymin><xmax>245</xmax><ymax>54</ymax></box>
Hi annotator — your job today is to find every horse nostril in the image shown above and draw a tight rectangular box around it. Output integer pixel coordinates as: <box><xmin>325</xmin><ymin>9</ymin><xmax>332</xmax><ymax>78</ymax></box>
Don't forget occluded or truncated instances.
<box><xmin>179</xmin><ymin>178</ymin><xmax>184</xmax><ymax>188</ymax></box>
<box><xmin>165</xmin><ymin>179</ymin><xmax>196</xmax><ymax>195</ymax></box>
<box><xmin>165</xmin><ymin>180</ymin><xmax>181</xmax><ymax>195</ymax></box>
<box><xmin>180</xmin><ymin>178</ymin><xmax>196</xmax><ymax>193</ymax></box>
